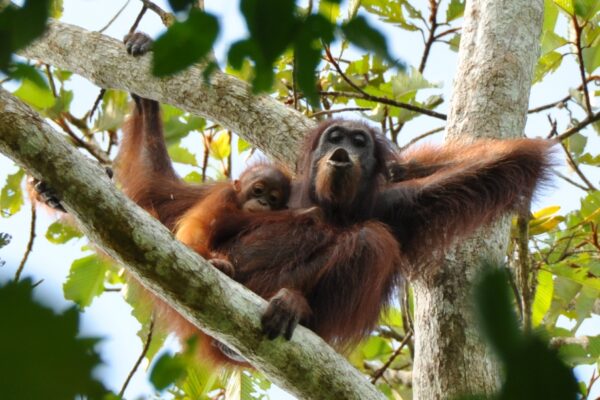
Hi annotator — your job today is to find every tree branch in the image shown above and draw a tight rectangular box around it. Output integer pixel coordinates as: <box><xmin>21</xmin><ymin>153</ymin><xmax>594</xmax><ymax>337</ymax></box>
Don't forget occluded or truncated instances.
<box><xmin>0</xmin><ymin>88</ymin><xmax>384</xmax><ymax>400</ymax></box>
<box><xmin>19</xmin><ymin>20</ymin><xmax>315</xmax><ymax>166</ymax></box>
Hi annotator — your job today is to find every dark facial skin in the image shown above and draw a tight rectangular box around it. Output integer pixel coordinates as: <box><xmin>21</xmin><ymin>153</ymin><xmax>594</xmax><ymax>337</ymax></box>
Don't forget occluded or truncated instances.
<box><xmin>235</xmin><ymin>167</ymin><xmax>290</xmax><ymax>212</ymax></box>
<box><xmin>310</xmin><ymin>124</ymin><xmax>377</xmax><ymax>208</ymax></box>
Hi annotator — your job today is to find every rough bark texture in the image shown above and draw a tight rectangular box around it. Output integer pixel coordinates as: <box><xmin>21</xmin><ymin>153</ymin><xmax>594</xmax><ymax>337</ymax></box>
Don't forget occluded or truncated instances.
<box><xmin>412</xmin><ymin>1</ymin><xmax>544</xmax><ymax>399</ymax></box>
<box><xmin>19</xmin><ymin>20</ymin><xmax>315</xmax><ymax>166</ymax></box>
<box><xmin>0</xmin><ymin>88</ymin><xmax>385</xmax><ymax>400</ymax></box>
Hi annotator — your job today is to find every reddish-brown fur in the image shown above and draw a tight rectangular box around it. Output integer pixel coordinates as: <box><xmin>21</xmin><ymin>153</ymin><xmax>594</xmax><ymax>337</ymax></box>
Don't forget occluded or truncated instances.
<box><xmin>116</xmin><ymin>98</ymin><xmax>553</xmax><ymax>364</ymax></box>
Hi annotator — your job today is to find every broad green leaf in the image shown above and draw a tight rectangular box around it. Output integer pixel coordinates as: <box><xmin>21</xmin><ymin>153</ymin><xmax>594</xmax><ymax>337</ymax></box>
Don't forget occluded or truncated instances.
<box><xmin>63</xmin><ymin>254</ymin><xmax>111</xmax><ymax>308</ymax></box>
<box><xmin>8</xmin><ymin>63</ymin><xmax>48</xmax><ymax>89</ymax></box>
<box><xmin>342</xmin><ymin>16</ymin><xmax>395</xmax><ymax>65</ymax></box>
<box><xmin>549</xmin><ymin>263</ymin><xmax>600</xmax><ymax>291</ymax></box>
<box><xmin>123</xmin><ymin>280</ymin><xmax>168</xmax><ymax>363</ymax></box>
<box><xmin>446</xmin><ymin>0</ymin><xmax>465</xmax><ymax>22</ymax></box>
<box><xmin>183</xmin><ymin>171</ymin><xmax>203</xmax><ymax>183</ymax></box>
<box><xmin>46</xmin><ymin>88</ymin><xmax>73</xmax><ymax>119</ymax></box>
<box><xmin>0</xmin><ymin>0</ymin><xmax>51</xmax><ymax>69</ymax></box>
<box><xmin>45</xmin><ymin>220</ymin><xmax>82</xmax><ymax>244</ymax></box>
<box><xmin>360</xmin><ymin>0</ymin><xmax>419</xmax><ymax>31</ymax></box>
<box><xmin>238</xmin><ymin>137</ymin><xmax>252</xmax><ymax>154</ymax></box>
<box><xmin>209</xmin><ymin>131</ymin><xmax>231</xmax><ymax>161</ymax></box>
<box><xmin>533</xmin><ymin>205</ymin><xmax>562</xmax><ymax>219</ymax></box>
<box><xmin>390</xmin><ymin>68</ymin><xmax>439</xmax><ymax>99</ymax></box>
<box><xmin>0</xmin><ymin>279</ymin><xmax>106</xmax><ymax>398</ymax></box>
<box><xmin>168</xmin><ymin>0</ymin><xmax>194</xmax><ymax>12</ymax></box>
<box><xmin>13</xmin><ymin>78</ymin><xmax>55</xmax><ymax>110</ymax></box>
<box><xmin>319</xmin><ymin>0</ymin><xmax>340</xmax><ymax>23</ymax></box>
<box><xmin>50</xmin><ymin>0</ymin><xmax>63</xmax><ymax>18</ymax></box>
<box><xmin>152</xmin><ymin>9</ymin><xmax>219</xmax><ymax>76</ymax></box>
<box><xmin>582</xmin><ymin>22</ymin><xmax>600</xmax><ymax>74</ymax></box>
<box><xmin>541</xmin><ymin>31</ymin><xmax>569</xmax><ymax>54</ymax></box>
<box><xmin>530</xmin><ymin>206</ymin><xmax>564</xmax><ymax>235</ymax></box>
<box><xmin>534</xmin><ymin>51</ymin><xmax>563</xmax><ymax>83</ymax></box>
<box><xmin>554</xmin><ymin>0</ymin><xmax>575</xmax><ymax>15</ymax></box>
<box><xmin>574</xmin><ymin>0</ymin><xmax>600</xmax><ymax>18</ymax></box>
<box><xmin>180</xmin><ymin>362</ymin><xmax>221</xmax><ymax>399</ymax></box>
<box><xmin>448</xmin><ymin>33</ymin><xmax>461</xmax><ymax>52</ymax></box>
<box><xmin>566</xmin><ymin>133</ymin><xmax>587</xmax><ymax>156</ymax></box>
<box><xmin>0</xmin><ymin>169</ymin><xmax>25</xmax><ymax>217</ymax></box>
<box><xmin>150</xmin><ymin>352</ymin><xmax>188</xmax><ymax>391</ymax></box>
<box><xmin>543</xmin><ymin>0</ymin><xmax>560</xmax><ymax>32</ymax></box>
<box><xmin>361</xmin><ymin>335</ymin><xmax>392</xmax><ymax>359</ymax></box>
<box><xmin>532</xmin><ymin>270</ymin><xmax>554</xmax><ymax>326</ymax></box>
<box><xmin>168</xmin><ymin>143</ymin><xmax>198</xmax><ymax>166</ymax></box>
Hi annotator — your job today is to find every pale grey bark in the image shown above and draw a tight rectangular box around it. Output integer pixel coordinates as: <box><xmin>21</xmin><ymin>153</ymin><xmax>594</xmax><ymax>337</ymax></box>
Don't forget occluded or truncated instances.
<box><xmin>19</xmin><ymin>20</ymin><xmax>315</xmax><ymax>166</ymax></box>
<box><xmin>0</xmin><ymin>88</ymin><xmax>384</xmax><ymax>400</ymax></box>
<box><xmin>412</xmin><ymin>1</ymin><xmax>544</xmax><ymax>399</ymax></box>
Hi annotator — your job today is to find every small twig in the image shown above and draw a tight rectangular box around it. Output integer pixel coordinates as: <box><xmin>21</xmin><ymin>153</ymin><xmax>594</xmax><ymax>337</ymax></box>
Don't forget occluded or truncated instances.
<box><xmin>572</xmin><ymin>16</ymin><xmax>593</xmax><ymax>116</ymax></box>
<box><xmin>88</xmin><ymin>89</ymin><xmax>106</xmax><ymax>123</ymax></box>
<box><xmin>418</xmin><ymin>0</ymin><xmax>440</xmax><ymax>74</ymax></box>
<box><xmin>140</xmin><ymin>0</ymin><xmax>174</xmax><ymax>26</ymax></box>
<box><xmin>55</xmin><ymin>118</ymin><xmax>111</xmax><ymax>164</ymax></box>
<box><xmin>399</xmin><ymin>125</ymin><xmax>445</xmax><ymax>151</ymax></box>
<box><xmin>14</xmin><ymin>202</ymin><xmax>36</xmax><ymax>282</ymax></box>
<box><xmin>321</xmin><ymin>91</ymin><xmax>446</xmax><ymax>120</ymax></box>
<box><xmin>516</xmin><ymin>205</ymin><xmax>532</xmax><ymax>333</ymax></box>
<box><xmin>324</xmin><ymin>45</ymin><xmax>367</xmax><ymax>95</ymax></box>
<box><xmin>528</xmin><ymin>76</ymin><xmax>599</xmax><ymax>114</ymax></box>
<box><xmin>129</xmin><ymin>3</ymin><xmax>148</xmax><ymax>34</ymax></box>
<box><xmin>554</xmin><ymin>111</ymin><xmax>600</xmax><ymax>142</ymax></box>
<box><xmin>98</xmin><ymin>0</ymin><xmax>131</xmax><ymax>33</ymax></box>
<box><xmin>585</xmin><ymin>368</ymin><xmax>598</xmax><ymax>400</ymax></box>
<box><xmin>433</xmin><ymin>27</ymin><xmax>460</xmax><ymax>41</ymax></box>
<box><xmin>310</xmin><ymin>107</ymin><xmax>369</xmax><ymax>118</ymax></box>
<box><xmin>559</xmin><ymin>140</ymin><xmax>597</xmax><ymax>191</ymax></box>
<box><xmin>119</xmin><ymin>317</ymin><xmax>154</xmax><ymax>398</ymax></box>
<box><xmin>44</xmin><ymin>64</ymin><xmax>57</xmax><ymax>98</ymax></box>
<box><xmin>104</xmin><ymin>287</ymin><xmax>123</xmax><ymax>292</ymax></box>
<box><xmin>553</xmin><ymin>169</ymin><xmax>590</xmax><ymax>191</ymax></box>
<box><xmin>370</xmin><ymin>331</ymin><xmax>413</xmax><ymax>384</ymax></box>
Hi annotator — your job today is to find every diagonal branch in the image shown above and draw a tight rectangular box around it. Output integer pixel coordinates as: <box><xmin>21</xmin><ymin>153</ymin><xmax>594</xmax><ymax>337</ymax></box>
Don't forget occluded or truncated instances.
<box><xmin>0</xmin><ymin>87</ymin><xmax>385</xmax><ymax>400</ymax></box>
<box><xmin>19</xmin><ymin>19</ymin><xmax>315</xmax><ymax>167</ymax></box>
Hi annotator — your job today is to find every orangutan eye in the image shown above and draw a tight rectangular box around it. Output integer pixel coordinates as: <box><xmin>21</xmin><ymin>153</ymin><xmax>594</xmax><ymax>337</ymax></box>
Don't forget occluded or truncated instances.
<box><xmin>328</xmin><ymin>128</ymin><xmax>343</xmax><ymax>144</ymax></box>
<box><xmin>353</xmin><ymin>132</ymin><xmax>367</xmax><ymax>147</ymax></box>
<box><xmin>252</xmin><ymin>184</ymin><xmax>265</xmax><ymax>196</ymax></box>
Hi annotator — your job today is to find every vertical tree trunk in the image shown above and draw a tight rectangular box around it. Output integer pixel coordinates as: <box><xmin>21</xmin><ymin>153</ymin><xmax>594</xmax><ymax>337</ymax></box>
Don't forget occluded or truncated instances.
<box><xmin>412</xmin><ymin>1</ymin><xmax>544</xmax><ymax>399</ymax></box>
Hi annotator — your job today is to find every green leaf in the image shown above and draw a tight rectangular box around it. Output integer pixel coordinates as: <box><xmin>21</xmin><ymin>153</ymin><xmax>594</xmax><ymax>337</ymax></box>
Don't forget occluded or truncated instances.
<box><xmin>342</xmin><ymin>16</ymin><xmax>395</xmax><ymax>64</ymax></box>
<box><xmin>446</xmin><ymin>0</ymin><xmax>465</xmax><ymax>22</ymax></box>
<box><xmin>0</xmin><ymin>0</ymin><xmax>51</xmax><ymax>69</ymax></box>
<box><xmin>168</xmin><ymin>143</ymin><xmax>198</xmax><ymax>166</ymax></box>
<box><xmin>50</xmin><ymin>0</ymin><xmax>63</xmax><ymax>19</ymax></box>
<box><xmin>123</xmin><ymin>280</ymin><xmax>168</xmax><ymax>363</ymax></box>
<box><xmin>152</xmin><ymin>9</ymin><xmax>219</xmax><ymax>76</ymax></box>
<box><xmin>0</xmin><ymin>279</ymin><xmax>107</xmax><ymax>398</ymax></box>
<box><xmin>532</xmin><ymin>270</ymin><xmax>554</xmax><ymax>326</ymax></box>
<box><xmin>540</xmin><ymin>31</ymin><xmax>568</xmax><ymax>54</ymax></box>
<box><xmin>168</xmin><ymin>0</ymin><xmax>195</xmax><ymax>12</ymax></box>
<box><xmin>574</xmin><ymin>0</ymin><xmax>600</xmax><ymax>18</ymax></box>
<box><xmin>183</xmin><ymin>171</ymin><xmax>203</xmax><ymax>183</ymax></box>
<box><xmin>543</xmin><ymin>0</ymin><xmax>560</xmax><ymax>32</ymax></box>
<box><xmin>319</xmin><ymin>0</ymin><xmax>341</xmax><ymax>23</ymax></box>
<box><xmin>63</xmin><ymin>254</ymin><xmax>111</xmax><ymax>308</ymax></box>
<box><xmin>209</xmin><ymin>131</ymin><xmax>231</xmax><ymax>161</ymax></box>
<box><xmin>534</xmin><ymin>51</ymin><xmax>563</xmax><ymax>83</ymax></box>
<box><xmin>150</xmin><ymin>352</ymin><xmax>188</xmax><ymax>391</ymax></box>
<box><xmin>0</xmin><ymin>169</ymin><xmax>25</xmax><ymax>217</ymax></box>
<box><xmin>554</xmin><ymin>0</ymin><xmax>575</xmax><ymax>15</ymax></box>
<box><xmin>8</xmin><ymin>63</ymin><xmax>49</xmax><ymax>89</ymax></box>
<box><xmin>13</xmin><ymin>78</ymin><xmax>55</xmax><ymax>110</ymax></box>
<box><xmin>45</xmin><ymin>220</ymin><xmax>82</xmax><ymax>244</ymax></box>
<box><xmin>237</xmin><ymin>137</ymin><xmax>252</xmax><ymax>154</ymax></box>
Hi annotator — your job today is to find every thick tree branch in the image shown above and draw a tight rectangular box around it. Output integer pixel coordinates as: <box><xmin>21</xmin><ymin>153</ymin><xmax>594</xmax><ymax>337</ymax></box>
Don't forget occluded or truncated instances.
<box><xmin>19</xmin><ymin>20</ymin><xmax>315</xmax><ymax>166</ymax></box>
<box><xmin>0</xmin><ymin>88</ymin><xmax>384</xmax><ymax>400</ymax></box>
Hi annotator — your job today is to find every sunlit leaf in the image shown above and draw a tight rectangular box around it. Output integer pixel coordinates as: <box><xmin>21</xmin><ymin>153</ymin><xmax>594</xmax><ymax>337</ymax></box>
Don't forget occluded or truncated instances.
<box><xmin>532</xmin><ymin>270</ymin><xmax>554</xmax><ymax>326</ymax></box>
<box><xmin>13</xmin><ymin>78</ymin><xmax>55</xmax><ymax>110</ymax></box>
<box><xmin>209</xmin><ymin>131</ymin><xmax>231</xmax><ymax>161</ymax></box>
<box><xmin>63</xmin><ymin>254</ymin><xmax>112</xmax><ymax>308</ymax></box>
<box><xmin>534</xmin><ymin>51</ymin><xmax>563</xmax><ymax>83</ymax></box>
<box><xmin>93</xmin><ymin>89</ymin><xmax>128</xmax><ymax>132</ymax></box>
<box><xmin>0</xmin><ymin>169</ymin><xmax>25</xmax><ymax>217</ymax></box>
<box><xmin>553</xmin><ymin>0</ymin><xmax>575</xmax><ymax>15</ymax></box>
<box><xmin>168</xmin><ymin>143</ymin><xmax>198</xmax><ymax>166</ymax></box>
<box><xmin>45</xmin><ymin>220</ymin><xmax>82</xmax><ymax>244</ymax></box>
<box><xmin>446</xmin><ymin>0</ymin><xmax>465</xmax><ymax>22</ymax></box>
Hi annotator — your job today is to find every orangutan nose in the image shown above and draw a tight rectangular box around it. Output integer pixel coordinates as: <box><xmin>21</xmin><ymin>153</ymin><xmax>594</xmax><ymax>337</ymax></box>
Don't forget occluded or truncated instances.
<box><xmin>327</xmin><ymin>148</ymin><xmax>352</xmax><ymax>169</ymax></box>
